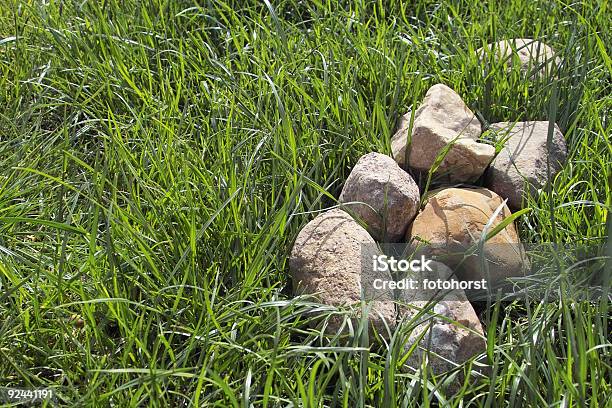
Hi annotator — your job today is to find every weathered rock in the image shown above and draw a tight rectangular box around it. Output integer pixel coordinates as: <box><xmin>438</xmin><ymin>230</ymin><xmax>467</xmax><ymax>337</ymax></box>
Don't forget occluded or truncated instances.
<box><xmin>392</xmin><ymin>84</ymin><xmax>495</xmax><ymax>182</ymax></box>
<box><xmin>399</xmin><ymin>262</ymin><xmax>487</xmax><ymax>383</ymax></box>
<box><xmin>477</xmin><ymin>38</ymin><xmax>560</xmax><ymax>78</ymax></box>
<box><xmin>390</xmin><ymin>111</ymin><xmax>412</xmax><ymax>168</ymax></box>
<box><xmin>339</xmin><ymin>152</ymin><xmax>420</xmax><ymax>242</ymax></box>
<box><xmin>289</xmin><ymin>209</ymin><xmax>396</xmax><ymax>335</ymax></box>
<box><xmin>406</xmin><ymin>188</ymin><xmax>529</xmax><ymax>284</ymax></box>
<box><xmin>485</xmin><ymin>121</ymin><xmax>568</xmax><ymax>210</ymax></box>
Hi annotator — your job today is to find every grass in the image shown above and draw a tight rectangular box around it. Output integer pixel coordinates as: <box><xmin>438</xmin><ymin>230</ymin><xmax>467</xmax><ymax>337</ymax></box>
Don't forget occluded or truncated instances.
<box><xmin>0</xmin><ymin>0</ymin><xmax>610</xmax><ymax>406</ymax></box>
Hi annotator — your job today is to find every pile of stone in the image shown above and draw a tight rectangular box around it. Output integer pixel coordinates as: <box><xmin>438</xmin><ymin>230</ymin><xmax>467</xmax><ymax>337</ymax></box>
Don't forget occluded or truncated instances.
<box><xmin>289</xmin><ymin>39</ymin><xmax>568</xmax><ymax>387</ymax></box>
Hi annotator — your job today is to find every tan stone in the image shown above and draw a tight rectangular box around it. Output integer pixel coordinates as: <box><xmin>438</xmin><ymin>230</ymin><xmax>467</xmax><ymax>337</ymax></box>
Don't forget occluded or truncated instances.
<box><xmin>289</xmin><ymin>209</ymin><xmax>396</xmax><ymax>336</ymax></box>
<box><xmin>390</xmin><ymin>111</ymin><xmax>412</xmax><ymax>168</ymax></box>
<box><xmin>406</xmin><ymin>188</ymin><xmax>529</xmax><ymax>284</ymax></box>
<box><xmin>392</xmin><ymin>84</ymin><xmax>495</xmax><ymax>182</ymax></box>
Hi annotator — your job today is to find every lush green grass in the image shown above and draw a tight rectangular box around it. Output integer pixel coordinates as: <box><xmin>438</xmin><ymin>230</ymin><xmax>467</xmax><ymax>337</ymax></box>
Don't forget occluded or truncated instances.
<box><xmin>0</xmin><ymin>0</ymin><xmax>610</xmax><ymax>406</ymax></box>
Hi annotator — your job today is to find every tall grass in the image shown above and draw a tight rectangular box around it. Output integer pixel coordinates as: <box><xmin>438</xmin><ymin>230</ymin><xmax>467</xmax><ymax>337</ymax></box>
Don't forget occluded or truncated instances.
<box><xmin>0</xmin><ymin>0</ymin><xmax>610</xmax><ymax>406</ymax></box>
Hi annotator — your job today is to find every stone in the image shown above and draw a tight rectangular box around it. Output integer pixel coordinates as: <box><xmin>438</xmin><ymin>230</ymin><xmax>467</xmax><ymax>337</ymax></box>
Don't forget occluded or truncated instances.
<box><xmin>392</xmin><ymin>84</ymin><xmax>495</xmax><ymax>182</ymax></box>
<box><xmin>485</xmin><ymin>121</ymin><xmax>568</xmax><ymax>210</ymax></box>
<box><xmin>398</xmin><ymin>262</ymin><xmax>487</xmax><ymax>384</ymax></box>
<box><xmin>477</xmin><ymin>38</ymin><xmax>560</xmax><ymax>78</ymax></box>
<box><xmin>390</xmin><ymin>110</ymin><xmax>412</xmax><ymax>168</ymax></box>
<box><xmin>289</xmin><ymin>208</ymin><xmax>396</xmax><ymax>336</ymax></box>
<box><xmin>406</xmin><ymin>187</ymin><xmax>529</xmax><ymax>285</ymax></box>
<box><xmin>339</xmin><ymin>152</ymin><xmax>420</xmax><ymax>242</ymax></box>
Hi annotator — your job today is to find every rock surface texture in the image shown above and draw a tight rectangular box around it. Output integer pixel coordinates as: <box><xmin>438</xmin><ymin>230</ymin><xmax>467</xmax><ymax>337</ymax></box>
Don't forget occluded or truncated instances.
<box><xmin>477</xmin><ymin>38</ymin><xmax>560</xmax><ymax>78</ymax></box>
<box><xmin>390</xmin><ymin>110</ymin><xmax>412</xmax><ymax>168</ymax></box>
<box><xmin>289</xmin><ymin>209</ymin><xmax>396</xmax><ymax>334</ymax></box>
<box><xmin>392</xmin><ymin>84</ymin><xmax>495</xmax><ymax>182</ymax></box>
<box><xmin>399</xmin><ymin>262</ymin><xmax>486</xmax><ymax>380</ymax></box>
<box><xmin>485</xmin><ymin>121</ymin><xmax>568</xmax><ymax>210</ymax></box>
<box><xmin>407</xmin><ymin>188</ymin><xmax>529</xmax><ymax>284</ymax></box>
<box><xmin>339</xmin><ymin>152</ymin><xmax>420</xmax><ymax>242</ymax></box>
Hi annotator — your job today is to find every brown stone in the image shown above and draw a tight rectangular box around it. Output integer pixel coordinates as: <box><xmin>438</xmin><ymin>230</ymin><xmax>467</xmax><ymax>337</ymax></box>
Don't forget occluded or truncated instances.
<box><xmin>339</xmin><ymin>152</ymin><xmax>420</xmax><ymax>242</ymax></box>
<box><xmin>406</xmin><ymin>187</ymin><xmax>529</xmax><ymax>284</ymax></box>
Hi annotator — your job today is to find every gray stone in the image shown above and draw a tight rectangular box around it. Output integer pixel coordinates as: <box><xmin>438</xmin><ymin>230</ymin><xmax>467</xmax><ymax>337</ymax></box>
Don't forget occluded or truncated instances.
<box><xmin>398</xmin><ymin>262</ymin><xmax>487</xmax><ymax>383</ymax></box>
<box><xmin>392</xmin><ymin>84</ymin><xmax>495</xmax><ymax>182</ymax></box>
<box><xmin>485</xmin><ymin>121</ymin><xmax>568</xmax><ymax>210</ymax></box>
<box><xmin>477</xmin><ymin>38</ymin><xmax>560</xmax><ymax>78</ymax></box>
<box><xmin>339</xmin><ymin>152</ymin><xmax>420</xmax><ymax>242</ymax></box>
<box><xmin>289</xmin><ymin>209</ymin><xmax>396</xmax><ymax>336</ymax></box>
